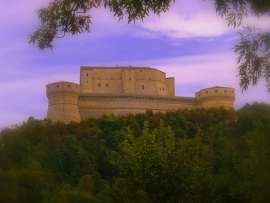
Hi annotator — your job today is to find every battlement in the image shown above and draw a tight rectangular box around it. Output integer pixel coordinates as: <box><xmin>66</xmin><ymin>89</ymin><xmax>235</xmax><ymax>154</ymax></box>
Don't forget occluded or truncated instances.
<box><xmin>46</xmin><ymin>67</ymin><xmax>235</xmax><ymax>123</ymax></box>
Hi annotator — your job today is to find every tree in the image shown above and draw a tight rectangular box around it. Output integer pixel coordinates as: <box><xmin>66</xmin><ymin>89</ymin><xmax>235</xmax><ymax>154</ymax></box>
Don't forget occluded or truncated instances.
<box><xmin>29</xmin><ymin>0</ymin><xmax>270</xmax><ymax>91</ymax></box>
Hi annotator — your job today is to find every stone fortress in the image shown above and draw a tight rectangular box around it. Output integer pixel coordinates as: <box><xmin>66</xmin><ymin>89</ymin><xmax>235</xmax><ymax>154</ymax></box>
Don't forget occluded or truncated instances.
<box><xmin>46</xmin><ymin>66</ymin><xmax>235</xmax><ymax>123</ymax></box>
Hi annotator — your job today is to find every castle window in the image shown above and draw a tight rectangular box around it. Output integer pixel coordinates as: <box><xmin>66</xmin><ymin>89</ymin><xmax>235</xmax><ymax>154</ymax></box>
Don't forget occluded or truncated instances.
<box><xmin>57</xmin><ymin>85</ymin><xmax>59</xmax><ymax>88</ymax></box>
<box><xmin>140</xmin><ymin>70</ymin><xmax>142</xmax><ymax>72</ymax></box>
<box><xmin>87</xmin><ymin>74</ymin><xmax>88</xmax><ymax>76</ymax></box>
<box><xmin>111</xmin><ymin>77</ymin><xmax>113</xmax><ymax>79</ymax></box>
<box><xmin>215</xmin><ymin>90</ymin><xmax>218</xmax><ymax>93</ymax></box>
<box><xmin>141</xmin><ymin>85</ymin><xmax>145</xmax><ymax>89</ymax></box>
<box><xmin>149</xmin><ymin>78</ymin><xmax>151</xmax><ymax>80</ymax></box>
<box><xmin>98</xmin><ymin>83</ymin><xmax>101</xmax><ymax>87</ymax></box>
<box><xmin>87</xmin><ymin>81</ymin><xmax>88</xmax><ymax>83</ymax></box>
<box><xmin>93</xmin><ymin>77</ymin><xmax>94</xmax><ymax>79</ymax></box>
<box><xmin>206</xmin><ymin>91</ymin><xmax>208</xmax><ymax>94</ymax></box>
<box><xmin>106</xmin><ymin>84</ymin><xmax>109</xmax><ymax>87</ymax></box>
<box><xmin>129</xmin><ymin>78</ymin><xmax>131</xmax><ymax>80</ymax></box>
<box><xmin>68</xmin><ymin>85</ymin><xmax>70</xmax><ymax>87</ymax></box>
<box><xmin>224</xmin><ymin>90</ymin><xmax>227</xmax><ymax>92</ymax></box>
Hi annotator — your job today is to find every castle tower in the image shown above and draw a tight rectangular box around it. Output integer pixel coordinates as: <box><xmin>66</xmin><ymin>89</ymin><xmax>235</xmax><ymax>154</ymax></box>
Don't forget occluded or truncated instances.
<box><xmin>46</xmin><ymin>81</ymin><xmax>81</xmax><ymax>123</ymax></box>
<box><xmin>195</xmin><ymin>86</ymin><xmax>235</xmax><ymax>109</ymax></box>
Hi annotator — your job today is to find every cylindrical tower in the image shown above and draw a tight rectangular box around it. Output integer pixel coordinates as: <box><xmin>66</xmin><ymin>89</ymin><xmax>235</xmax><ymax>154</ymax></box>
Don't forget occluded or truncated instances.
<box><xmin>46</xmin><ymin>81</ymin><xmax>81</xmax><ymax>123</ymax></box>
<box><xmin>195</xmin><ymin>86</ymin><xmax>235</xmax><ymax>109</ymax></box>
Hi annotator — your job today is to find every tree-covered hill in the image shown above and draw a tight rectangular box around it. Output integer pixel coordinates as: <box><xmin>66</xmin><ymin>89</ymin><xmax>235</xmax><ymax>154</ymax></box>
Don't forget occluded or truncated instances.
<box><xmin>1</xmin><ymin>102</ymin><xmax>270</xmax><ymax>202</ymax></box>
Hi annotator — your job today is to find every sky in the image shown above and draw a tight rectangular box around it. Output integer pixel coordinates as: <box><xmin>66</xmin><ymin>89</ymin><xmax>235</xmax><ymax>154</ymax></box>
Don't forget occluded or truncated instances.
<box><xmin>0</xmin><ymin>0</ymin><xmax>269</xmax><ymax>129</ymax></box>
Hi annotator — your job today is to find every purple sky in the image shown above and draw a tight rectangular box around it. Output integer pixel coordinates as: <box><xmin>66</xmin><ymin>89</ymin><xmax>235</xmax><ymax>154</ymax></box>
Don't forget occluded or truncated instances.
<box><xmin>0</xmin><ymin>0</ymin><xmax>269</xmax><ymax>129</ymax></box>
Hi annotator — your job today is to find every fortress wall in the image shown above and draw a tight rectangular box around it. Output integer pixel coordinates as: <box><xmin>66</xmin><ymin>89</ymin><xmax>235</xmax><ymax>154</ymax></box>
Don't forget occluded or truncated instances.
<box><xmin>166</xmin><ymin>78</ymin><xmax>175</xmax><ymax>96</ymax></box>
<box><xmin>92</xmin><ymin>79</ymin><xmax>122</xmax><ymax>93</ymax></box>
<box><xmin>80</xmin><ymin>69</ymin><xmax>94</xmax><ymax>93</ymax></box>
<box><xmin>196</xmin><ymin>87</ymin><xmax>235</xmax><ymax>109</ymax></box>
<box><xmin>123</xmin><ymin>69</ymin><xmax>135</xmax><ymax>93</ymax></box>
<box><xmin>46</xmin><ymin>81</ymin><xmax>81</xmax><ymax>123</ymax></box>
<box><xmin>78</xmin><ymin>94</ymin><xmax>197</xmax><ymax>119</ymax></box>
<box><xmin>134</xmin><ymin>68</ymin><xmax>166</xmax><ymax>83</ymax></box>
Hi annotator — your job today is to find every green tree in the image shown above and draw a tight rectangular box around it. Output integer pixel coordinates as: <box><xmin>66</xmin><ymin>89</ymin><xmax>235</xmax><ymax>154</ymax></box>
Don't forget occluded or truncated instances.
<box><xmin>106</xmin><ymin>121</ymin><xmax>215</xmax><ymax>202</ymax></box>
<box><xmin>30</xmin><ymin>0</ymin><xmax>270</xmax><ymax>91</ymax></box>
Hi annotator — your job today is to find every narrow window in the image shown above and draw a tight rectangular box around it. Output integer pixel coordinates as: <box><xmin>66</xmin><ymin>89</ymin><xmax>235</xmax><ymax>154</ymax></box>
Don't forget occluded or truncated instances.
<box><xmin>224</xmin><ymin>90</ymin><xmax>227</xmax><ymax>92</ymax></box>
<box><xmin>87</xmin><ymin>81</ymin><xmax>88</xmax><ymax>83</ymax></box>
<box><xmin>140</xmin><ymin>70</ymin><xmax>142</xmax><ymax>72</ymax></box>
<box><xmin>141</xmin><ymin>85</ymin><xmax>145</xmax><ymax>89</ymax></box>
<box><xmin>98</xmin><ymin>83</ymin><xmax>101</xmax><ymax>87</ymax></box>
<box><xmin>215</xmin><ymin>90</ymin><xmax>218</xmax><ymax>93</ymax></box>
<box><xmin>87</xmin><ymin>73</ymin><xmax>88</xmax><ymax>76</ymax></box>
<box><xmin>129</xmin><ymin>78</ymin><xmax>131</xmax><ymax>80</ymax></box>
<box><xmin>68</xmin><ymin>85</ymin><xmax>70</xmax><ymax>87</ymax></box>
<box><xmin>149</xmin><ymin>78</ymin><xmax>151</xmax><ymax>80</ymax></box>
<box><xmin>206</xmin><ymin>91</ymin><xmax>208</xmax><ymax>94</ymax></box>
<box><xmin>106</xmin><ymin>84</ymin><xmax>109</xmax><ymax>87</ymax></box>
<box><xmin>57</xmin><ymin>85</ymin><xmax>59</xmax><ymax>88</ymax></box>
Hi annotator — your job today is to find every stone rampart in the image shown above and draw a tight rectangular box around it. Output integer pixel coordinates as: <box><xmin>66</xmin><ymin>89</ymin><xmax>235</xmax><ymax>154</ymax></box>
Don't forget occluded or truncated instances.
<box><xmin>45</xmin><ymin>67</ymin><xmax>236</xmax><ymax>123</ymax></box>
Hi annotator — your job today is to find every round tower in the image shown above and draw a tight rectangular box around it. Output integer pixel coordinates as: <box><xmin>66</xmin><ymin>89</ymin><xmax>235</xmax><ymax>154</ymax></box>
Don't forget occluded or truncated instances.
<box><xmin>195</xmin><ymin>86</ymin><xmax>235</xmax><ymax>109</ymax></box>
<box><xmin>46</xmin><ymin>81</ymin><xmax>81</xmax><ymax>123</ymax></box>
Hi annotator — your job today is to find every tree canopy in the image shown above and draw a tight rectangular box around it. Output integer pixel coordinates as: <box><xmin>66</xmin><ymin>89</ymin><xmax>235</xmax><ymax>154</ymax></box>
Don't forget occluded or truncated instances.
<box><xmin>29</xmin><ymin>0</ymin><xmax>270</xmax><ymax>91</ymax></box>
<box><xmin>1</xmin><ymin>103</ymin><xmax>270</xmax><ymax>202</ymax></box>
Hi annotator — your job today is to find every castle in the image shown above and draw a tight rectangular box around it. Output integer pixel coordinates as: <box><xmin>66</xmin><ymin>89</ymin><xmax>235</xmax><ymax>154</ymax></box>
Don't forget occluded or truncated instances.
<box><xmin>46</xmin><ymin>66</ymin><xmax>235</xmax><ymax>123</ymax></box>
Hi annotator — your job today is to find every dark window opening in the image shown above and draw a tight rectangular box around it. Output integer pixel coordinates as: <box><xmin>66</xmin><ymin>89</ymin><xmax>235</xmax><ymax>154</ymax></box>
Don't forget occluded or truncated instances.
<box><xmin>140</xmin><ymin>70</ymin><xmax>142</xmax><ymax>72</ymax></box>
<box><xmin>57</xmin><ymin>85</ymin><xmax>59</xmax><ymax>88</ymax></box>
<box><xmin>129</xmin><ymin>78</ymin><xmax>131</xmax><ymax>80</ymax></box>
<box><xmin>98</xmin><ymin>83</ymin><xmax>101</xmax><ymax>87</ymax></box>
<box><xmin>206</xmin><ymin>91</ymin><xmax>208</xmax><ymax>93</ymax></box>
<box><xmin>215</xmin><ymin>90</ymin><xmax>218</xmax><ymax>93</ymax></box>
<box><xmin>224</xmin><ymin>90</ymin><xmax>227</xmax><ymax>92</ymax></box>
<box><xmin>68</xmin><ymin>85</ymin><xmax>70</xmax><ymax>87</ymax></box>
<box><xmin>142</xmin><ymin>85</ymin><xmax>145</xmax><ymax>89</ymax></box>
<box><xmin>106</xmin><ymin>84</ymin><xmax>109</xmax><ymax>87</ymax></box>
<box><xmin>87</xmin><ymin>74</ymin><xmax>88</xmax><ymax>76</ymax></box>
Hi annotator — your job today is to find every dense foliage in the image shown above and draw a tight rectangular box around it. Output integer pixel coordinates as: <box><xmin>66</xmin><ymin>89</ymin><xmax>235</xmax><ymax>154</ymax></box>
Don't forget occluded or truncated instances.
<box><xmin>1</xmin><ymin>102</ymin><xmax>270</xmax><ymax>202</ymax></box>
